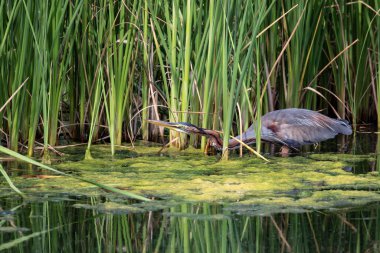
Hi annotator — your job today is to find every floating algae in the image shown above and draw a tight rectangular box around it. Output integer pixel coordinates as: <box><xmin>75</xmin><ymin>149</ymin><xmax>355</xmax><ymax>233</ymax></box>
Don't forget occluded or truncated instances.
<box><xmin>1</xmin><ymin>145</ymin><xmax>380</xmax><ymax>214</ymax></box>
<box><xmin>72</xmin><ymin>202</ymin><xmax>145</xmax><ymax>214</ymax></box>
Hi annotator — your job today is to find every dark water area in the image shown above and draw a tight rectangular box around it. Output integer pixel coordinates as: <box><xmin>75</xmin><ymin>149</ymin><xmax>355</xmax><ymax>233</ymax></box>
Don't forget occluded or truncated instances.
<box><xmin>0</xmin><ymin>196</ymin><xmax>379</xmax><ymax>253</ymax></box>
<box><xmin>1</xmin><ymin>130</ymin><xmax>380</xmax><ymax>252</ymax></box>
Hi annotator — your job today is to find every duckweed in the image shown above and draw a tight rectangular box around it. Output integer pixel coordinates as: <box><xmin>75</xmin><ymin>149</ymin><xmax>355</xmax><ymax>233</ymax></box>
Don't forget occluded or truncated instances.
<box><xmin>1</xmin><ymin>145</ymin><xmax>380</xmax><ymax>213</ymax></box>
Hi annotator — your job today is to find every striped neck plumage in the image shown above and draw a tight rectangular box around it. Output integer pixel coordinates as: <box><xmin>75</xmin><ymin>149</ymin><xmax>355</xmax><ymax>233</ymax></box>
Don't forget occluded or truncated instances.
<box><xmin>201</xmin><ymin>129</ymin><xmax>255</xmax><ymax>150</ymax></box>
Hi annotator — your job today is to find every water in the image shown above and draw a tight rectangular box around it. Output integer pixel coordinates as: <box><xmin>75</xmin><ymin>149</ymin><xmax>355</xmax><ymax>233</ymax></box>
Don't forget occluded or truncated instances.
<box><xmin>1</xmin><ymin>132</ymin><xmax>380</xmax><ymax>252</ymax></box>
<box><xmin>1</xmin><ymin>196</ymin><xmax>379</xmax><ymax>253</ymax></box>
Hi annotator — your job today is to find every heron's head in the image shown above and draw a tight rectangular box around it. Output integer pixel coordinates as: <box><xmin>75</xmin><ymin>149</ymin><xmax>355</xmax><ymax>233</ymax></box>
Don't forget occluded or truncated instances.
<box><xmin>147</xmin><ymin>120</ymin><xmax>206</xmax><ymax>135</ymax></box>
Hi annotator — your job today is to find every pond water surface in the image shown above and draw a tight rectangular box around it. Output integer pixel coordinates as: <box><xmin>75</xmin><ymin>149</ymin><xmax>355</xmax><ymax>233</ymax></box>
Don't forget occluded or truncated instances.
<box><xmin>0</xmin><ymin>131</ymin><xmax>380</xmax><ymax>252</ymax></box>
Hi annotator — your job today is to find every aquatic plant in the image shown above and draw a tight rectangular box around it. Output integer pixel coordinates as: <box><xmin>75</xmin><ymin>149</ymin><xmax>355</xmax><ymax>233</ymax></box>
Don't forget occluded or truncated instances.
<box><xmin>0</xmin><ymin>145</ymin><xmax>150</xmax><ymax>201</ymax></box>
<box><xmin>0</xmin><ymin>0</ymin><xmax>379</xmax><ymax>156</ymax></box>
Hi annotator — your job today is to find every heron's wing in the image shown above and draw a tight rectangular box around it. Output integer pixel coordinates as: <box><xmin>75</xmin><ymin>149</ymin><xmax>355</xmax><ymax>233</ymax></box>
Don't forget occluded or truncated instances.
<box><xmin>232</xmin><ymin>124</ymin><xmax>291</xmax><ymax>148</ymax></box>
<box><xmin>261</xmin><ymin>109</ymin><xmax>352</xmax><ymax>147</ymax></box>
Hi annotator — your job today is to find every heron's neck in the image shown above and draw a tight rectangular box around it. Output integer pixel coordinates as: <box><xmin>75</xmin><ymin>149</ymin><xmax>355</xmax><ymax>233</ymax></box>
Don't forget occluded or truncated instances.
<box><xmin>202</xmin><ymin>129</ymin><xmax>254</xmax><ymax>150</ymax></box>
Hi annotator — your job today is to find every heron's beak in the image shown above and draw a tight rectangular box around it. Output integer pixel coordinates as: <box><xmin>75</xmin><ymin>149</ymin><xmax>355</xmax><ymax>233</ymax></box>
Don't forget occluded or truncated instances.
<box><xmin>147</xmin><ymin>120</ymin><xmax>189</xmax><ymax>134</ymax></box>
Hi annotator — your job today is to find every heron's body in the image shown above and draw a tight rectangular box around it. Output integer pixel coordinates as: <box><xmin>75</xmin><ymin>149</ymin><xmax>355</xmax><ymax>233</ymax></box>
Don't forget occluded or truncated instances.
<box><xmin>148</xmin><ymin>108</ymin><xmax>352</xmax><ymax>151</ymax></box>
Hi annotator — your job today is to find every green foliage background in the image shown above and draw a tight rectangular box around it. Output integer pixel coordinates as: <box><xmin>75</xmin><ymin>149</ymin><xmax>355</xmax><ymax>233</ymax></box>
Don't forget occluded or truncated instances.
<box><xmin>1</xmin><ymin>0</ymin><xmax>379</xmax><ymax>156</ymax></box>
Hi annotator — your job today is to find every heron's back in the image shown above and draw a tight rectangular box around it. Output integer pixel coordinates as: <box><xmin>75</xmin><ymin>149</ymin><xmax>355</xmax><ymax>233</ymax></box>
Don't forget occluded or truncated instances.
<box><xmin>261</xmin><ymin>108</ymin><xmax>352</xmax><ymax>147</ymax></box>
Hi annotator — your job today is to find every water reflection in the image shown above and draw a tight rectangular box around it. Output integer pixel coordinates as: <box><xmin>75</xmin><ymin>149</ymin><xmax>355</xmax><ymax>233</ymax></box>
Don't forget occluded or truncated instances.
<box><xmin>0</xmin><ymin>197</ymin><xmax>379</xmax><ymax>253</ymax></box>
<box><xmin>342</xmin><ymin>160</ymin><xmax>375</xmax><ymax>174</ymax></box>
<box><xmin>340</xmin><ymin>130</ymin><xmax>380</xmax><ymax>173</ymax></box>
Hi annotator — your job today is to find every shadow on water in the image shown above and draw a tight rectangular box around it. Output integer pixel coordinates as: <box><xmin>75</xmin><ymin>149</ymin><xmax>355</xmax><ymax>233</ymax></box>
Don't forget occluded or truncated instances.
<box><xmin>342</xmin><ymin>159</ymin><xmax>376</xmax><ymax>174</ymax></box>
<box><xmin>1</xmin><ymin>130</ymin><xmax>380</xmax><ymax>252</ymax></box>
<box><xmin>0</xmin><ymin>196</ymin><xmax>379</xmax><ymax>253</ymax></box>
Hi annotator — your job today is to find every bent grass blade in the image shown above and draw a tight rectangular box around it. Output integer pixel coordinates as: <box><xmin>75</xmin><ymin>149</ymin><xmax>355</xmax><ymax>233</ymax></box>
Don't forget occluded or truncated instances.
<box><xmin>229</xmin><ymin>136</ymin><xmax>269</xmax><ymax>162</ymax></box>
<box><xmin>0</xmin><ymin>164</ymin><xmax>25</xmax><ymax>197</ymax></box>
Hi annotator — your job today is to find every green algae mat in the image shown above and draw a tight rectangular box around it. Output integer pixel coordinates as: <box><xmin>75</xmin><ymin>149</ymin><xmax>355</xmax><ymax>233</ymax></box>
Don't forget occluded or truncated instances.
<box><xmin>1</xmin><ymin>144</ymin><xmax>380</xmax><ymax>214</ymax></box>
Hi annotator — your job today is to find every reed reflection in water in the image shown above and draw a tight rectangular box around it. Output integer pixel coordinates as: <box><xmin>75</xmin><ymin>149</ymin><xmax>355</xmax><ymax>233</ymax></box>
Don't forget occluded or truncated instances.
<box><xmin>0</xmin><ymin>197</ymin><xmax>379</xmax><ymax>253</ymax></box>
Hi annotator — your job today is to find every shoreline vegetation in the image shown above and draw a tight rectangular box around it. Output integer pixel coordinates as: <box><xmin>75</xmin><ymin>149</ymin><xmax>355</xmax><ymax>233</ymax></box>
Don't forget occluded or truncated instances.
<box><xmin>1</xmin><ymin>1</ymin><xmax>380</xmax><ymax>161</ymax></box>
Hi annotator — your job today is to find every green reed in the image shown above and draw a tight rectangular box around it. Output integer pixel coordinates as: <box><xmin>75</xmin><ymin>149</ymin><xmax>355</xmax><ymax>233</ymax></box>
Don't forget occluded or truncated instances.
<box><xmin>0</xmin><ymin>164</ymin><xmax>24</xmax><ymax>197</ymax></box>
<box><xmin>141</xmin><ymin>0</ymin><xmax>150</xmax><ymax>141</ymax></box>
<box><xmin>1</xmin><ymin>1</ymin><xmax>28</xmax><ymax>152</ymax></box>
<box><xmin>377</xmin><ymin>1</ymin><xmax>380</xmax><ymax>129</ymax></box>
<box><xmin>82</xmin><ymin>0</ymin><xmax>108</xmax><ymax>157</ymax></box>
<box><xmin>1</xmin><ymin>0</ymin><xmax>380</xmax><ymax>158</ymax></box>
<box><xmin>103</xmin><ymin>0</ymin><xmax>140</xmax><ymax>155</ymax></box>
<box><xmin>282</xmin><ymin>1</ymin><xmax>325</xmax><ymax>109</ymax></box>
